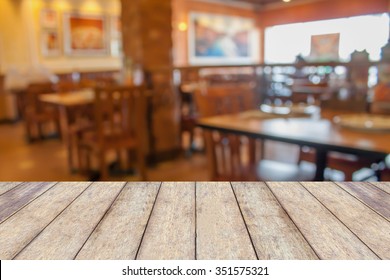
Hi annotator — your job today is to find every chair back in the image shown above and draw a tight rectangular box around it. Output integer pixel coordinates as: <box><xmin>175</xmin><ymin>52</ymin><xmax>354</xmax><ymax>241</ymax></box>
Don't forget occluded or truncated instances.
<box><xmin>24</xmin><ymin>82</ymin><xmax>55</xmax><ymax>116</ymax></box>
<box><xmin>94</xmin><ymin>85</ymin><xmax>147</xmax><ymax>146</ymax></box>
<box><xmin>195</xmin><ymin>84</ymin><xmax>257</xmax><ymax>117</ymax></box>
<box><xmin>195</xmin><ymin>84</ymin><xmax>259</xmax><ymax>180</ymax></box>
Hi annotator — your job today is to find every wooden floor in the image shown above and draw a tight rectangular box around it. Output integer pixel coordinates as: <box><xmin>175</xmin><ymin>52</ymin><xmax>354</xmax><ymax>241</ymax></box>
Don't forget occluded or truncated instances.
<box><xmin>0</xmin><ymin>181</ymin><xmax>389</xmax><ymax>260</ymax></box>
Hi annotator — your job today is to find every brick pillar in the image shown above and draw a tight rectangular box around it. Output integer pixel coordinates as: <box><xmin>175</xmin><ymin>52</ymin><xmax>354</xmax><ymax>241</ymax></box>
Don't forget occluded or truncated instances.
<box><xmin>121</xmin><ymin>0</ymin><xmax>180</xmax><ymax>160</ymax></box>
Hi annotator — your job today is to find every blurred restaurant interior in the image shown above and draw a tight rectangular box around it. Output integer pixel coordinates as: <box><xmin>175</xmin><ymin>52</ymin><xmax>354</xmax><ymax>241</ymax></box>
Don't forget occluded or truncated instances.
<box><xmin>1</xmin><ymin>0</ymin><xmax>390</xmax><ymax>182</ymax></box>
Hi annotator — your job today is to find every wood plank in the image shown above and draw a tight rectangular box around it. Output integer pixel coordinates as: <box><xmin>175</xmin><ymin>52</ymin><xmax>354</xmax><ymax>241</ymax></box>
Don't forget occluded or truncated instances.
<box><xmin>14</xmin><ymin>182</ymin><xmax>125</xmax><ymax>260</ymax></box>
<box><xmin>0</xmin><ymin>182</ymin><xmax>56</xmax><ymax>223</ymax></box>
<box><xmin>196</xmin><ymin>182</ymin><xmax>256</xmax><ymax>259</ymax></box>
<box><xmin>76</xmin><ymin>182</ymin><xmax>160</xmax><ymax>260</ymax></box>
<box><xmin>336</xmin><ymin>182</ymin><xmax>390</xmax><ymax>220</ymax></box>
<box><xmin>232</xmin><ymin>182</ymin><xmax>318</xmax><ymax>260</ymax></box>
<box><xmin>370</xmin><ymin>182</ymin><xmax>390</xmax><ymax>195</ymax></box>
<box><xmin>136</xmin><ymin>182</ymin><xmax>195</xmax><ymax>260</ymax></box>
<box><xmin>302</xmin><ymin>182</ymin><xmax>390</xmax><ymax>259</ymax></box>
<box><xmin>268</xmin><ymin>182</ymin><xmax>379</xmax><ymax>260</ymax></box>
<box><xmin>0</xmin><ymin>182</ymin><xmax>91</xmax><ymax>259</ymax></box>
<box><xmin>0</xmin><ymin>182</ymin><xmax>23</xmax><ymax>196</ymax></box>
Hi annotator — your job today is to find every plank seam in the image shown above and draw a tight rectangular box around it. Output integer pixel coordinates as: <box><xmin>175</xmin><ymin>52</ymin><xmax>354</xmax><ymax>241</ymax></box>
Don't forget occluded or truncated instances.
<box><xmin>299</xmin><ymin>182</ymin><xmax>382</xmax><ymax>260</ymax></box>
<box><xmin>0</xmin><ymin>182</ymin><xmax>59</xmax><ymax>226</ymax></box>
<box><xmin>0</xmin><ymin>182</ymin><xmax>24</xmax><ymax>197</ymax></box>
<box><xmin>11</xmin><ymin>182</ymin><xmax>94</xmax><ymax>260</ymax></box>
<box><xmin>230</xmin><ymin>182</ymin><xmax>259</xmax><ymax>260</ymax></box>
<box><xmin>334</xmin><ymin>182</ymin><xmax>390</xmax><ymax>223</ymax></box>
<box><xmin>134</xmin><ymin>182</ymin><xmax>163</xmax><ymax>260</ymax></box>
<box><xmin>73</xmin><ymin>182</ymin><xmax>128</xmax><ymax>260</ymax></box>
<box><xmin>367</xmin><ymin>182</ymin><xmax>390</xmax><ymax>195</ymax></box>
<box><xmin>265</xmin><ymin>182</ymin><xmax>321</xmax><ymax>260</ymax></box>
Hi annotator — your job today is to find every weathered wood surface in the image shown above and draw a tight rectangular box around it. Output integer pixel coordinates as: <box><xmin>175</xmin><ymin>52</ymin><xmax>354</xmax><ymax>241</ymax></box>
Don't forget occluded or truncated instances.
<box><xmin>268</xmin><ymin>182</ymin><xmax>379</xmax><ymax>260</ymax></box>
<box><xmin>0</xmin><ymin>182</ymin><xmax>388</xmax><ymax>260</ymax></box>
<box><xmin>137</xmin><ymin>182</ymin><xmax>196</xmax><ymax>260</ymax></box>
<box><xmin>0</xmin><ymin>182</ymin><xmax>56</xmax><ymax>223</ymax></box>
<box><xmin>302</xmin><ymin>182</ymin><xmax>390</xmax><ymax>259</ymax></box>
<box><xmin>232</xmin><ymin>182</ymin><xmax>318</xmax><ymax>260</ymax></box>
<box><xmin>0</xmin><ymin>182</ymin><xmax>91</xmax><ymax>259</ymax></box>
<box><xmin>336</xmin><ymin>182</ymin><xmax>390</xmax><ymax>220</ymax></box>
<box><xmin>14</xmin><ymin>182</ymin><xmax>125</xmax><ymax>260</ymax></box>
<box><xmin>0</xmin><ymin>182</ymin><xmax>22</xmax><ymax>196</ymax></box>
<box><xmin>76</xmin><ymin>182</ymin><xmax>160</xmax><ymax>260</ymax></box>
<box><xmin>370</xmin><ymin>182</ymin><xmax>390</xmax><ymax>195</ymax></box>
<box><xmin>196</xmin><ymin>182</ymin><xmax>257</xmax><ymax>259</ymax></box>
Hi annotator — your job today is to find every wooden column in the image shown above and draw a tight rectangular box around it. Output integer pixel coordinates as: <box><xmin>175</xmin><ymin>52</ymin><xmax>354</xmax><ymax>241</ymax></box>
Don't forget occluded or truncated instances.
<box><xmin>121</xmin><ymin>0</ymin><xmax>180</xmax><ymax>162</ymax></box>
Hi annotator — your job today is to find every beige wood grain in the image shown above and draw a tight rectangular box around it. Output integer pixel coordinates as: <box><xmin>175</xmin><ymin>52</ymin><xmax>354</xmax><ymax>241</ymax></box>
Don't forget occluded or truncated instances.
<box><xmin>268</xmin><ymin>182</ymin><xmax>379</xmax><ymax>260</ymax></box>
<box><xmin>302</xmin><ymin>182</ymin><xmax>390</xmax><ymax>259</ymax></box>
<box><xmin>0</xmin><ymin>182</ymin><xmax>23</xmax><ymax>196</ymax></box>
<box><xmin>0</xmin><ymin>182</ymin><xmax>56</xmax><ymax>223</ymax></box>
<box><xmin>0</xmin><ymin>182</ymin><xmax>91</xmax><ymax>259</ymax></box>
<box><xmin>370</xmin><ymin>182</ymin><xmax>390</xmax><ymax>195</ymax></box>
<box><xmin>137</xmin><ymin>182</ymin><xmax>196</xmax><ymax>260</ymax></box>
<box><xmin>76</xmin><ymin>182</ymin><xmax>160</xmax><ymax>260</ymax></box>
<box><xmin>14</xmin><ymin>182</ymin><xmax>125</xmax><ymax>260</ymax></box>
<box><xmin>232</xmin><ymin>182</ymin><xmax>318</xmax><ymax>260</ymax></box>
<box><xmin>196</xmin><ymin>182</ymin><xmax>256</xmax><ymax>259</ymax></box>
<box><xmin>336</xmin><ymin>182</ymin><xmax>390</xmax><ymax>220</ymax></box>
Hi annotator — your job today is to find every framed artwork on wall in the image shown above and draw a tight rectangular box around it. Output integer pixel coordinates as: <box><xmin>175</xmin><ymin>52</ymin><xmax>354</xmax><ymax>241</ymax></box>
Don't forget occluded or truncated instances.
<box><xmin>309</xmin><ymin>33</ymin><xmax>340</xmax><ymax>61</ymax></box>
<box><xmin>188</xmin><ymin>12</ymin><xmax>260</xmax><ymax>65</ymax></box>
<box><xmin>41</xmin><ymin>9</ymin><xmax>58</xmax><ymax>29</ymax></box>
<box><xmin>63</xmin><ymin>13</ymin><xmax>108</xmax><ymax>56</ymax></box>
<box><xmin>110</xmin><ymin>16</ymin><xmax>122</xmax><ymax>57</ymax></box>
<box><xmin>41</xmin><ymin>29</ymin><xmax>61</xmax><ymax>57</ymax></box>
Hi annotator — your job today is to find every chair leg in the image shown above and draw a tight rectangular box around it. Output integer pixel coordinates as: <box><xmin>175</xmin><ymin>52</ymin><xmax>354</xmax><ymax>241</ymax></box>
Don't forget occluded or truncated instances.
<box><xmin>99</xmin><ymin>151</ymin><xmax>108</xmax><ymax>181</ymax></box>
<box><xmin>137</xmin><ymin>149</ymin><xmax>147</xmax><ymax>180</ymax></box>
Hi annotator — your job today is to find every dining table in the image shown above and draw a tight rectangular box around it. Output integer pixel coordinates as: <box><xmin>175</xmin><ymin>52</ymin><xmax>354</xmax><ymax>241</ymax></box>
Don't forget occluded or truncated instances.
<box><xmin>0</xmin><ymin>181</ymin><xmax>389</xmax><ymax>260</ymax></box>
<box><xmin>39</xmin><ymin>89</ymin><xmax>95</xmax><ymax>171</ymax></box>
<box><xmin>197</xmin><ymin>109</ymin><xmax>390</xmax><ymax>181</ymax></box>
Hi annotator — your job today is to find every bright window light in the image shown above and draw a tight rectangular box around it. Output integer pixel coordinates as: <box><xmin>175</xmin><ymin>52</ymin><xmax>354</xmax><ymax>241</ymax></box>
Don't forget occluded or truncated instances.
<box><xmin>264</xmin><ymin>13</ymin><xmax>390</xmax><ymax>63</ymax></box>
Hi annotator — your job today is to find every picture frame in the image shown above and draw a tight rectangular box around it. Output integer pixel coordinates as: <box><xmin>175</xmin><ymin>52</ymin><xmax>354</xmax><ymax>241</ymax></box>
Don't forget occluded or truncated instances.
<box><xmin>40</xmin><ymin>9</ymin><xmax>58</xmax><ymax>29</ymax></box>
<box><xmin>63</xmin><ymin>13</ymin><xmax>108</xmax><ymax>56</ymax></box>
<box><xmin>110</xmin><ymin>16</ymin><xmax>122</xmax><ymax>57</ymax></box>
<box><xmin>188</xmin><ymin>12</ymin><xmax>260</xmax><ymax>65</ymax></box>
<box><xmin>41</xmin><ymin>29</ymin><xmax>61</xmax><ymax>57</ymax></box>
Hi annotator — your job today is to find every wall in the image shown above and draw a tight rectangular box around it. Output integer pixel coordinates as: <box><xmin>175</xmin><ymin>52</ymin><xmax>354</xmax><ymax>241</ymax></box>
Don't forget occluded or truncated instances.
<box><xmin>172</xmin><ymin>0</ymin><xmax>261</xmax><ymax>66</ymax></box>
<box><xmin>259</xmin><ymin>0</ymin><xmax>389</xmax><ymax>27</ymax></box>
<box><xmin>0</xmin><ymin>0</ymin><xmax>33</xmax><ymax>73</ymax></box>
<box><xmin>0</xmin><ymin>0</ymin><xmax>121</xmax><ymax>75</ymax></box>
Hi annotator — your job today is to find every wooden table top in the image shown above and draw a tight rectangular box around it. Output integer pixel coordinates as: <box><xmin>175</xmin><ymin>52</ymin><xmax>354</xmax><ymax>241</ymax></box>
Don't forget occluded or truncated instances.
<box><xmin>39</xmin><ymin>89</ymin><xmax>94</xmax><ymax>107</ymax></box>
<box><xmin>0</xmin><ymin>181</ymin><xmax>389</xmax><ymax>260</ymax></box>
<box><xmin>198</xmin><ymin>110</ymin><xmax>390</xmax><ymax>158</ymax></box>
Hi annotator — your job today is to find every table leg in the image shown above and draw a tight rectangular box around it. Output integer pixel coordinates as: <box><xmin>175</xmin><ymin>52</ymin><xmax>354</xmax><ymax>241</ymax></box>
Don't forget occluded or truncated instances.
<box><xmin>57</xmin><ymin>107</ymin><xmax>75</xmax><ymax>172</ymax></box>
<box><xmin>314</xmin><ymin>148</ymin><xmax>327</xmax><ymax>181</ymax></box>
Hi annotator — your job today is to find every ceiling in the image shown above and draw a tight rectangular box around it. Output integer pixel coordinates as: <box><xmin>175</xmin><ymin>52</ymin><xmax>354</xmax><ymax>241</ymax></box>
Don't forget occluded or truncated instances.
<box><xmin>225</xmin><ymin>0</ymin><xmax>318</xmax><ymax>9</ymax></box>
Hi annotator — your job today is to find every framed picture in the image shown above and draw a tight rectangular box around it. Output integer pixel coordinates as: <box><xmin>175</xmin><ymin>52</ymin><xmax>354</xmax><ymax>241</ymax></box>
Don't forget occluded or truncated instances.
<box><xmin>41</xmin><ymin>29</ymin><xmax>61</xmax><ymax>56</ymax></box>
<box><xmin>41</xmin><ymin>9</ymin><xmax>58</xmax><ymax>29</ymax></box>
<box><xmin>309</xmin><ymin>33</ymin><xmax>340</xmax><ymax>61</ymax></box>
<box><xmin>63</xmin><ymin>13</ymin><xmax>108</xmax><ymax>56</ymax></box>
<box><xmin>110</xmin><ymin>16</ymin><xmax>122</xmax><ymax>57</ymax></box>
<box><xmin>188</xmin><ymin>12</ymin><xmax>260</xmax><ymax>65</ymax></box>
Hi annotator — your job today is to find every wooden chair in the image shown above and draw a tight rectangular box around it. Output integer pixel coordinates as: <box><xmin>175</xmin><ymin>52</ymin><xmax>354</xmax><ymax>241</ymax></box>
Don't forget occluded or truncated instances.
<box><xmin>23</xmin><ymin>82</ymin><xmax>61</xmax><ymax>141</ymax></box>
<box><xmin>195</xmin><ymin>84</ymin><xmax>315</xmax><ymax>181</ymax></box>
<box><xmin>77</xmin><ymin>85</ymin><xmax>147</xmax><ymax>180</ymax></box>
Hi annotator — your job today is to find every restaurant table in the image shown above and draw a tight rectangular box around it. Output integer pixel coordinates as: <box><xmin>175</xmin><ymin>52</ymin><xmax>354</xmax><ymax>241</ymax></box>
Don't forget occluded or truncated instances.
<box><xmin>0</xmin><ymin>181</ymin><xmax>389</xmax><ymax>260</ymax></box>
<box><xmin>39</xmin><ymin>89</ymin><xmax>95</xmax><ymax>171</ymax></box>
<box><xmin>197</xmin><ymin>110</ymin><xmax>390</xmax><ymax>181</ymax></box>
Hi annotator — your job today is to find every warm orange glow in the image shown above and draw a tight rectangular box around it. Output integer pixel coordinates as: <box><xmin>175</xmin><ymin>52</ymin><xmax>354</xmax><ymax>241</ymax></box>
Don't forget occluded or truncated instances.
<box><xmin>283</xmin><ymin>0</ymin><xmax>291</xmax><ymax>3</ymax></box>
<box><xmin>178</xmin><ymin>22</ymin><xmax>188</xmax><ymax>31</ymax></box>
